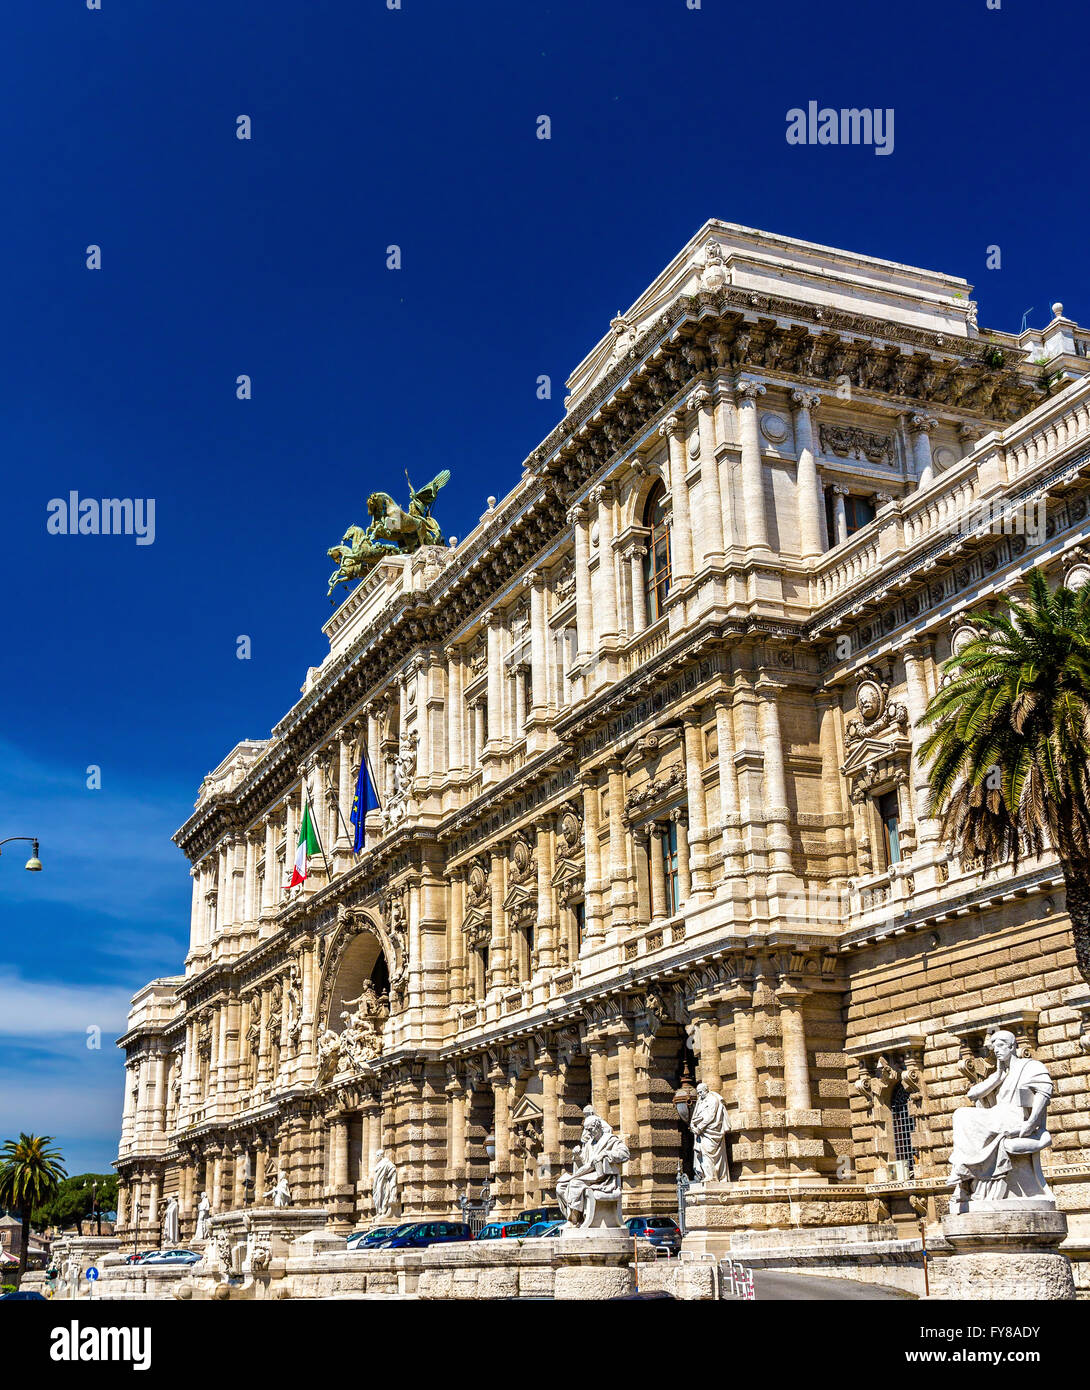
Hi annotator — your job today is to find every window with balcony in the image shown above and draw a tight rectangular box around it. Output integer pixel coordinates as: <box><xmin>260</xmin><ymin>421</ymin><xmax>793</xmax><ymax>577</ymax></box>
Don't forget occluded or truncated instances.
<box><xmin>643</xmin><ymin>481</ymin><xmax>671</xmax><ymax>621</ymax></box>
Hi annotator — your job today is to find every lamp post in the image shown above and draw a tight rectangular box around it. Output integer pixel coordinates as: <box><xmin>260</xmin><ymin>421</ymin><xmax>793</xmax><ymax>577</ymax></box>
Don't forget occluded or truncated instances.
<box><xmin>0</xmin><ymin>836</ymin><xmax>43</xmax><ymax>871</ymax></box>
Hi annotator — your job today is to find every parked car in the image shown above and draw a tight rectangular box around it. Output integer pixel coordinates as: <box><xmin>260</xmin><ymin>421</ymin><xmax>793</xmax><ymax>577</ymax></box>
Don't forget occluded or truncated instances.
<box><xmin>0</xmin><ymin>1289</ymin><xmax>47</xmax><ymax>1300</ymax></box>
<box><xmin>376</xmin><ymin>1220</ymin><xmax>473</xmax><ymax>1250</ymax></box>
<box><xmin>524</xmin><ymin>1219</ymin><xmax>566</xmax><ymax>1238</ymax></box>
<box><xmin>139</xmin><ymin>1249</ymin><xmax>202</xmax><ymax>1266</ymax></box>
<box><xmin>517</xmin><ymin>1206</ymin><xmax>564</xmax><ymax>1226</ymax></box>
<box><xmin>123</xmin><ymin>1250</ymin><xmax>158</xmax><ymax>1266</ymax></box>
<box><xmin>624</xmin><ymin>1216</ymin><xmax>682</xmax><ymax>1255</ymax></box>
<box><xmin>347</xmin><ymin>1226</ymin><xmax>398</xmax><ymax>1249</ymax></box>
<box><xmin>475</xmin><ymin>1221</ymin><xmax>531</xmax><ymax>1240</ymax></box>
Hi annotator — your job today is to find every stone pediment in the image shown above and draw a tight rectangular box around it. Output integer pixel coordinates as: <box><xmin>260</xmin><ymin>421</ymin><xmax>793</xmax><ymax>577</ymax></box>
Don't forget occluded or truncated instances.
<box><xmin>551</xmin><ymin>856</ymin><xmax>584</xmax><ymax>908</ymax></box>
<box><xmin>461</xmin><ymin>904</ymin><xmax>490</xmax><ymax>949</ymax></box>
<box><xmin>510</xmin><ymin>1094</ymin><xmax>544</xmax><ymax>1127</ymax></box>
<box><xmin>503</xmin><ymin>878</ymin><xmax>536</xmax><ymax>924</ymax></box>
<box><xmin>840</xmin><ymin>733</ymin><xmax>911</xmax><ymax>779</ymax></box>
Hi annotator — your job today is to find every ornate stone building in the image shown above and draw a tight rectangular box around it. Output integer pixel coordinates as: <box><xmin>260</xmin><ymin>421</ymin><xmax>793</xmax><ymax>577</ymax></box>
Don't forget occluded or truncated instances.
<box><xmin>115</xmin><ymin>221</ymin><xmax>1090</xmax><ymax>1254</ymax></box>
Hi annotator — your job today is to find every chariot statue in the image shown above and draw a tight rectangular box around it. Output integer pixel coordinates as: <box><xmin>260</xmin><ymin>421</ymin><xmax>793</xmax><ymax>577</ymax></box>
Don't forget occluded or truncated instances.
<box><xmin>327</xmin><ymin>469</ymin><xmax>451</xmax><ymax>599</ymax></box>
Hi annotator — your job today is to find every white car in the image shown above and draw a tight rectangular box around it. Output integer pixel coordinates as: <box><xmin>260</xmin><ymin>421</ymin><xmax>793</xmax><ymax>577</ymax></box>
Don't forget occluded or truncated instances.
<box><xmin>140</xmin><ymin>1249</ymin><xmax>202</xmax><ymax>1266</ymax></box>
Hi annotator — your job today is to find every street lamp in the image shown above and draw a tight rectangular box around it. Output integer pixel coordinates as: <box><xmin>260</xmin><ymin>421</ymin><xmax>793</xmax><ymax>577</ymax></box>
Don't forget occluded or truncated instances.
<box><xmin>0</xmin><ymin>837</ymin><xmax>42</xmax><ymax>871</ymax></box>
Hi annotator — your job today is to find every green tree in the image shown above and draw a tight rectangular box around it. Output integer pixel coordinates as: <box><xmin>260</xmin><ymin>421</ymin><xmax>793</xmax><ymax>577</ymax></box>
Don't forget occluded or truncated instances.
<box><xmin>919</xmin><ymin>568</ymin><xmax>1090</xmax><ymax>982</ymax></box>
<box><xmin>34</xmin><ymin>1173</ymin><xmax>118</xmax><ymax>1235</ymax></box>
<box><xmin>0</xmin><ymin>1134</ymin><xmax>66</xmax><ymax>1285</ymax></box>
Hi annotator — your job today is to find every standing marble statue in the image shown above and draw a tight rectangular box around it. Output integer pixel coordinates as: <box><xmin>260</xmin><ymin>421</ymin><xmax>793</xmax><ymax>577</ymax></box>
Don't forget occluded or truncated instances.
<box><xmin>162</xmin><ymin>1194</ymin><xmax>180</xmax><ymax>1245</ymax></box>
<box><xmin>371</xmin><ymin>1150</ymin><xmax>398</xmax><ymax>1219</ymax></box>
<box><xmin>949</xmin><ymin>1029</ymin><xmax>1055</xmax><ymax>1207</ymax></box>
<box><xmin>556</xmin><ymin>1105</ymin><xmax>630</xmax><ymax>1228</ymax></box>
<box><xmin>689</xmin><ymin>1082</ymin><xmax>731</xmax><ymax>1182</ymax></box>
<box><xmin>272</xmin><ymin>1171</ymin><xmax>292</xmax><ymax>1208</ymax></box>
<box><xmin>194</xmin><ymin>1191</ymin><xmax>212</xmax><ymax>1240</ymax></box>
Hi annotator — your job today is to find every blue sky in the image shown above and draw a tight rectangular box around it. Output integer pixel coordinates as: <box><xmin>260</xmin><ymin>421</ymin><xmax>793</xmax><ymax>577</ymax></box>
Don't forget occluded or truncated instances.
<box><xmin>1</xmin><ymin>0</ymin><xmax>1087</xmax><ymax>1174</ymax></box>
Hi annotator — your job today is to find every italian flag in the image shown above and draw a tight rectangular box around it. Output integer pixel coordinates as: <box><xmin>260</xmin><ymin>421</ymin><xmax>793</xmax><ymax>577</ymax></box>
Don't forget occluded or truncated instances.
<box><xmin>286</xmin><ymin>800</ymin><xmax>322</xmax><ymax>888</ymax></box>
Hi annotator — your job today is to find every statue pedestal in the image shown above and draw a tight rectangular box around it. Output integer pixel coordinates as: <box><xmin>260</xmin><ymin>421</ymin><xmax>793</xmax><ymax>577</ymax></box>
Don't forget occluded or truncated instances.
<box><xmin>554</xmin><ymin>1227</ymin><xmax>635</xmax><ymax>1300</ymax></box>
<box><xmin>679</xmin><ymin>1180</ymin><xmax>736</xmax><ymax>1260</ymax></box>
<box><xmin>928</xmin><ymin>1206</ymin><xmax>1075</xmax><ymax>1301</ymax></box>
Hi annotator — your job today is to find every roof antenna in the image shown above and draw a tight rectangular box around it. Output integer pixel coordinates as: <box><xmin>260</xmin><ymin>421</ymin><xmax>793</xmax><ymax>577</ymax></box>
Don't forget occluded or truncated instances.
<box><xmin>1020</xmin><ymin>308</ymin><xmax>1035</xmax><ymax>335</ymax></box>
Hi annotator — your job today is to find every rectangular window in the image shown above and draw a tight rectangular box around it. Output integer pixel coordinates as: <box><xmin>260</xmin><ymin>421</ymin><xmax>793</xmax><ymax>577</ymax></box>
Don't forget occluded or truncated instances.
<box><xmin>573</xmin><ymin>900</ymin><xmax>585</xmax><ymax>950</ymax></box>
<box><xmin>878</xmin><ymin>789</ymin><xmax>901</xmax><ymax>867</ymax></box>
<box><xmin>845</xmin><ymin>495</ymin><xmax>877</xmax><ymax>536</ymax></box>
<box><xmin>662</xmin><ymin>819</ymin><xmax>679</xmax><ymax>915</ymax></box>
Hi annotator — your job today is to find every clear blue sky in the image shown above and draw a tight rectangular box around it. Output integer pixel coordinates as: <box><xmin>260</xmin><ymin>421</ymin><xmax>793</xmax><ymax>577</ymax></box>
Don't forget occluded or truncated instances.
<box><xmin>1</xmin><ymin>0</ymin><xmax>1086</xmax><ymax>1175</ymax></box>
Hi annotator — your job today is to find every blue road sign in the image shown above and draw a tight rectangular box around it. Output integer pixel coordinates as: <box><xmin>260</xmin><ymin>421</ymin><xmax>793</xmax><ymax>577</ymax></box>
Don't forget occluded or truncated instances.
<box><xmin>85</xmin><ymin>1267</ymin><xmax>99</xmax><ymax>1281</ymax></box>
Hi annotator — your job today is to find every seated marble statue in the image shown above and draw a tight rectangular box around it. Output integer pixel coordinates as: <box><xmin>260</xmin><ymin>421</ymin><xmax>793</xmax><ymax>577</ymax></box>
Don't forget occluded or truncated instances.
<box><xmin>948</xmin><ymin>1029</ymin><xmax>1054</xmax><ymax>1207</ymax></box>
<box><xmin>556</xmin><ymin>1105</ymin><xmax>630</xmax><ymax>1229</ymax></box>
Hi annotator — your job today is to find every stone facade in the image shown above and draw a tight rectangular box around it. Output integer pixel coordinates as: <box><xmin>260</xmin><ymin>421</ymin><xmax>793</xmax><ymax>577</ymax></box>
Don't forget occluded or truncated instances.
<box><xmin>115</xmin><ymin>220</ymin><xmax>1090</xmax><ymax>1267</ymax></box>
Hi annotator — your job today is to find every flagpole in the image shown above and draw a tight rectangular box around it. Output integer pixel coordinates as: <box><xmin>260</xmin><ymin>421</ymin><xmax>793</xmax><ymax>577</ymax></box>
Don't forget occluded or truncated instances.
<box><xmin>305</xmin><ymin>770</ymin><xmax>335</xmax><ymax>884</ymax></box>
<box><xmin>321</xmin><ymin>758</ymin><xmax>355</xmax><ymax>849</ymax></box>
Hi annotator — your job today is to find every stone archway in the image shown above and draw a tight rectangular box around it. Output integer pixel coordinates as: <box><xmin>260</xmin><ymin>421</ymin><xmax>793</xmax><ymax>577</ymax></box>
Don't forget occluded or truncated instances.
<box><xmin>317</xmin><ymin>907</ymin><xmax>400</xmax><ymax>1035</ymax></box>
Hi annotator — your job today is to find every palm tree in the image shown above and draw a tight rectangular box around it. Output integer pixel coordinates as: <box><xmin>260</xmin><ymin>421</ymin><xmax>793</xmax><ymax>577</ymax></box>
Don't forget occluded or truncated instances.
<box><xmin>0</xmin><ymin>1133</ymin><xmax>66</xmax><ymax>1285</ymax></box>
<box><xmin>918</xmin><ymin>567</ymin><xmax>1090</xmax><ymax>984</ymax></box>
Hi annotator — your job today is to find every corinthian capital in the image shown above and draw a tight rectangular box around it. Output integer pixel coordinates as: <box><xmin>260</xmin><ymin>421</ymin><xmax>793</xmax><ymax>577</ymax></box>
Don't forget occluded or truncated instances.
<box><xmin>910</xmin><ymin>413</ymin><xmax>938</xmax><ymax>435</ymax></box>
<box><xmin>688</xmin><ymin>384</ymin><xmax>712</xmax><ymax>412</ymax></box>
<box><xmin>658</xmin><ymin>414</ymin><xmax>684</xmax><ymax>439</ymax></box>
<box><xmin>737</xmin><ymin>379</ymin><xmax>767</xmax><ymax>403</ymax></box>
<box><xmin>566</xmin><ymin>502</ymin><xmax>588</xmax><ymax>528</ymax></box>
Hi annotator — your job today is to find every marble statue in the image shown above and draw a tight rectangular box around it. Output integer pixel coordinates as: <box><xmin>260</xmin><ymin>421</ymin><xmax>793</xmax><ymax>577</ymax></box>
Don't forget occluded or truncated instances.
<box><xmin>272</xmin><ymin>1171</ymin><xmax>292</xmax><ymax>1208</ymax></box>
<box><xmin>64</xmin><ymin>1254</ymin><xmax>82</xmax><ymax>1299</ymax></box>
<box><xmin>162</xmin><ymin>1194</ymin><xmax>180</xmax><ymax>1245</ymax></box>
<box><xmin>194</xmin><ymin>1191</ymin><xmax>211</xmax><ymax>1240</ymax></box>
<box><xmin>371</xmin><ymin>1150</ymin><xmax>398</xmax><ymax>1219</ymax></box>
<box><xmin>556</xmin><ymin>1105</ymin><xmax>631</xmax><ymax>1228</ymax></box>
<box><xmin>689</xmin><ymin>1082</ymin><xmax>731</xmax><ymax>1182</ymax></box>
<box><xmin>948</xmin><ymin>1029</ymin><xmax>1055</xmax><ymax>1207</ymax></box>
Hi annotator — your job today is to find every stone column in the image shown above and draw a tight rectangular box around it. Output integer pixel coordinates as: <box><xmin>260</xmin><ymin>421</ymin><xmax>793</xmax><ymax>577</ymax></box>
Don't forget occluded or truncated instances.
<box><xmin>591</xmin><ymin>484</ymin><xmax>619</xmax><ymax>645</ymax></box>
<box><xmin>447</xmin><ymin>1078</ymin><xmax>467</xmax><ymax>1176</ymax></box>
<box><xmin>336</xmin><ymin>727</ymin><xmax>354</xmax><ymax>850</ymax></box>
<box><xmin>674</xmin><ymin>810</ymin><xmax>691</xmax><ymax>906</ymax></box>
<box><xmin>648</xmin><ymin>823</ymin><xmax>668</xmax><ymax>921</ymax></box>
<box><xmin>261</xmin><ymin>817</ymin><xmax>276</xmax><ymax>915</ymax></box>
<box><xmin>535</xmin><ymin>823</ymin><xmax>556</xmax><ymax>971</ymax></box>
<box><xmin>724</xmin><ymin>986</ymin><xmax>758</xmax><ymax>1113</ymax></box>
<box><xmin>904</xmin><ymin>639</ymin><xmax>941</xmax><ymax>849</ymax></box>
<box><xmin>588</xmin><ymin>1042</ymin><xmax>610</xmax><ymax>1124</ymax></box>
<box><xmin>659</xmin><ymin>414</ymin><xmax>693</xmax><ymax>582</ymax></box>
<box><xmin>332</xmin><ymin>1118</ymin><xmax>350</xmax><ymax>1189</ymax></box>
<box><xmin>188</xmin><ymin>867</ymin><xmax>201</xmax><ymax>954</ymax></box>
<box><xmin>616</xmin><ymin>1027</ymin><xmax>639</xmax><ymax>1155</ymax></box>
<box><xmin>568</xmin><ymin>502</ymin><xmax>595</xmax><ymax>663</ymax></box>
<box><xmin>527</xmin><ymin>570</ymin><xmax>549</xmax><ymax>719</ymax></box>
<box><xmin>777</xmin><ymin>985</ymin><xmax>813</xmax><ymax>1112</ymax></box>
<box><xmin>691</xmin><ymin>384</ymin><xmax>725</xmax><ymax>564</ymax></box>
<box><xmin>629</xmin><ymin>545</ymin><xmax>648</xmax><ymax>633</ymax></box>
<box><xmin>581</xmin><ymin>774</ymin><xmax>603</xmax><ymax>940</ymax></box>
<box><xmin>910</xmin><ymin>414</ymin><xmax>938</xmax><ymax>489</ymax></box>
<box><xmin>490</xmin><ymin>1064</ymin><xmax>511</xmax><ymax>1209</ymax></box>
<box><xmin>759</xmin><ymin>687</ymin><xmax>794</xmax><ymax>872</ymax></box>
<box><xmin>791</xmin><ymin>389</ymin><xmax>824</xmax><ymax>560</ymax></box>
<box><xmin>691</xmin><ymin>1002</ymin><xmax>722</xmax><ymax>1092</ymax></box>
<box><xmin>682</xmin><ymin>713</ymin><xmax>711</xmax><ymax>894</ymax></box>
<box><xmin>606</xmin><ymin>759</ymin><xmax>628</xmax><ymax>933</ymax></box>
<box><xmin>830</xmin><ymin>482</ymin><xmax>849</xmax><ymax>545</ymax></box>
<box><xmin>538</xmin><ymin>1055</ymin><xmax>560</xmax><ymax>1165</ymax></box>
<box><xmin>488</xmin><ymin>849</ymin><xmax>507</xmax><ymax>986</ymax></box>
<box><xmin>485</xmin><ymin>610</ymin><xmax>503</xmax><ymax>747</ymax></box>
<box><xmin>445</xmin><ymin>649</ymin><xmax>464</xmax><ymax>774</ymax></box>
<box><xmin>714</xmin><ymin>697</ymin><xmax>744</xmax><ymax>873</ymax></box>
<box><xmin>737</xmin><ymin>379</ymin><xmax>769</xmax><ymax>551</ymax></box>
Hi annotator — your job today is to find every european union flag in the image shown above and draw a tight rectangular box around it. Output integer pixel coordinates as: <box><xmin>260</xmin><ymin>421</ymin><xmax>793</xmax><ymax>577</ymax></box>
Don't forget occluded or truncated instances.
<box><xmin>350</xmin><ymin>753</ymin><xmax>381</xmax><ymax>853</ymax></box>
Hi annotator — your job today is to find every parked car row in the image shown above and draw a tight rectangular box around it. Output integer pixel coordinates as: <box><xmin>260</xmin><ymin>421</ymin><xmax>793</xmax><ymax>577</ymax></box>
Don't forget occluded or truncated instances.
<box><xmin>343</xmin><ymin>1209</ymin><xmax>681</xmax><ymax>1252</ymax></box>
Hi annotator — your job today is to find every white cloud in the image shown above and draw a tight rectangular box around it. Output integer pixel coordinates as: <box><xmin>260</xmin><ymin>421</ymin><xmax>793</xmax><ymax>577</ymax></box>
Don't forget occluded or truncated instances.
<box><xmin>0</xmin><ymin>970</ymin><xmax>133</xmax><ymax>1038</ymax></box>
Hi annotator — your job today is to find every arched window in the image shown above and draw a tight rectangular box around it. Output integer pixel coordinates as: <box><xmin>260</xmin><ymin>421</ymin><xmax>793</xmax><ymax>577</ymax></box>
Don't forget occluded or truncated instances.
<box><xmin>643</xmin><ymin>481</ymin><xmax>671</xmax><ymax>621</ymax></box>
